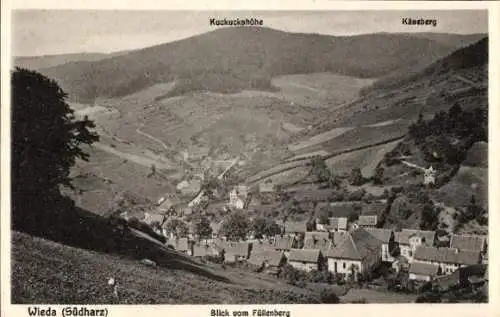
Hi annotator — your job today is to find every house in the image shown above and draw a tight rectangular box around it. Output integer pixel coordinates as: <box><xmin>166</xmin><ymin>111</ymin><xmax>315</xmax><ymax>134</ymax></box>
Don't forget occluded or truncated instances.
<box><xmin>305</xmin><ymin>231</ymin><xmax>330</xmax><ymax>241</ymax></box>
<box><xmin>395</xmin><ymin>229</ymin><xmax>436</xmax><ymax>262</ymax></box>
<box><xmin>166</xmin><ymin>237</ymin><xmax>191</xmax><ymax>255</ymax></box>
<box><xmin>252</xmin><ymin>239</ymin><xmax>275</xmax><ymax>254</ymax></box>
<box><xmin>363</xmin><ymin>227</ymin><xmax>395</xmax><ymax>262</ymax></box>
<box><xmin>325</xmin><ymin>228</ymin><xmax>383</xmax><ymax>280</ymax></box>
<box><xmin>409</xmin><ymin>262</ymin><xmax>440</xmax><ymax>282</ymax></box>
<box><xmin>423</xmin><ymin>166</ymin><xmax>436</xmax><ymax>186</ymax></box>
<box><xmin>288</xmin><ymin>249</ymin><xmax>322</xmax><ymax>272</ymax></box>
<box><xmin>192</xmin><ymin>243</ymin><xmax>219</xmax><ymax>258</ymax></box>
<box><xmin>358</xmin><ymin>215</ymin><xmax>378</xmax><ymax>227</ymax></box>
<box><xmin>224</xmin><ymin>242</ymin><xmax>251</xmax><ymax>263</ymax></box>
<box><xmin>413</xmin><ymin>246</ymin><xmax>481</xmax><ymax>275</ymax></box>
<box><xmin>273</xmin><ymin>236</ymin><xmax>297</xmax><ymax>258</ymax></box>
<box><xmin>303</xmin><ymin>238</ymin><xmax>333</xmax><ymax>254</ymax></box>
<box><xmin>228</xmin><ymin>185</ymin><xmax>249</xmax><ymax>209</ymax></box>
<box><xmin>450</xmin><ymin>234</ymin><xmax>487</xmax><ymax>253</ymax></box>
<box><xmin>284</xmin><ymin>220</ymin><xmax>308</xmax><ymax>236</ymax></box>
<box><xmin>247</xmin><ymin>250</ymin><xmax>285</xmax><ymax>274</ymax></box>
<box><xmin>328</xmin><ymin>217</ymin><xmax>348</xmax><ymax>232</ymax></box>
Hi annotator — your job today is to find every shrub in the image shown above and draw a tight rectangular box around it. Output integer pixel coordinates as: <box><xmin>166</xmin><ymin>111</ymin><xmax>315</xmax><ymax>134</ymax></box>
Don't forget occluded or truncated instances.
<box><xmin>318</xmin><ymin>288</ymin><xmax>340</xmax><ymax>303</ymax></box>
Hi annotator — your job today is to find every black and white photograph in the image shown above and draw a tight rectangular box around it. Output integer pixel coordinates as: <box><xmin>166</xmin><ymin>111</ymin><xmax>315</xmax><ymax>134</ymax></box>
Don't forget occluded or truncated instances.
<box><xmin>5</xmin><ymin>7</ymin><xmax>491</xmax><ymax>306</ymax></box>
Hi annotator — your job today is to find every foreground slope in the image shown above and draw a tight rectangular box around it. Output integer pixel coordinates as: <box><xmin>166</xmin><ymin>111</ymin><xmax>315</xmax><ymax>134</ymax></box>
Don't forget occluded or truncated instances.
<box><xmin>12</xmin><ymin>231</ymin><xmax>322</xmax><ymax>304</ymax></box>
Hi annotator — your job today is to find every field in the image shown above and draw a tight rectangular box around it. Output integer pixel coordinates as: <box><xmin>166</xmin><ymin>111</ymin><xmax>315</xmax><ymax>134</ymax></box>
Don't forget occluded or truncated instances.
<box><xmin>11</xmin><ymin>231</ymin><xmax>322</xmax><ymax>304</ymax></box>
<box><xmin>272</xmin><ymin>73</ymin><xmax>375</xmax><ymax>109</ymax></box>
<box><xmin>325</xmin><ymin>139</ymin><xmax>402</xmax><ymax>178</ymax></box>
<box><xmin>288</xmin><ymin>127</ymin><xmax>354</xmax><ymax>152</ymax></box>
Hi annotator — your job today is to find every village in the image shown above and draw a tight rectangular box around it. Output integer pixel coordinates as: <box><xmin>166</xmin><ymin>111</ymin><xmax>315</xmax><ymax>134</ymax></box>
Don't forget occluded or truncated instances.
<box><xmin>116</xmin><ymin>159</ymin><xmax>488</xmax><ymax>297</ymax></box>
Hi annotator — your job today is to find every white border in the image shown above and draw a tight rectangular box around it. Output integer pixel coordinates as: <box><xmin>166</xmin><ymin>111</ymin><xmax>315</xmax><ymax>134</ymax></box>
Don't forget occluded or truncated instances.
<box><xmin>1</xmin><ymin>1</ymin><xmax>499</xmax><ymax>317</ymax></box>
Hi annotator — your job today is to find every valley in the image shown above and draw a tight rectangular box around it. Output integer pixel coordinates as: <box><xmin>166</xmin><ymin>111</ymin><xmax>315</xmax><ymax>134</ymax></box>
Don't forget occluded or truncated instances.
<box><xmin>11</xmin><ymin>26</ymin><xmax>489</xmax><ymax>304</ymax></box>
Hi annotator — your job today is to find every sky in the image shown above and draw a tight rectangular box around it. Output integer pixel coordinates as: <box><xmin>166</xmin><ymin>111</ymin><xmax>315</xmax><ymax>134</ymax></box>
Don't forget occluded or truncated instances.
<box><xmin>12</xmin><ymin>10</ymin><xmax>488</xmax><ymax>56</ymax></box>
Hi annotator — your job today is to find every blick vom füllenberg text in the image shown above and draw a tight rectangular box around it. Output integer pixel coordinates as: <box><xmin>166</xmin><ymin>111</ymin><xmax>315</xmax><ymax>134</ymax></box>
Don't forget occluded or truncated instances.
<box><xmin>209</xmin><ymin>18</ymin><xmax>264</xmax><ymax>26</ymax></box>
<box><xmin>402</xmin><ymin>17</ymin><xmax>437</xmax><ymax>27</ymax></box>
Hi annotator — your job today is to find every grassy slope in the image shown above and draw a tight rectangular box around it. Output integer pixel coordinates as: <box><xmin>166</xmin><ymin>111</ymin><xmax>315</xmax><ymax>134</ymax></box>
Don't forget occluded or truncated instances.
<box><xmin>37</xmin><ymin>27</ymin><xmax>462</xmax><ymax>102</ymax></box>
<box><xmin>12</xmin><ymin>231</ymin><xmax>321</xmax><ymax>304</ymax></box>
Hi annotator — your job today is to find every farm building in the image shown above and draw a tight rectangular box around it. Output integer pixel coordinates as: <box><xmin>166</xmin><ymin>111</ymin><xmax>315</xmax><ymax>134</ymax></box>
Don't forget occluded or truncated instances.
<box><xmin>273</xmin><ymin>236</ymin><xmax>297</xmax><ymax>257</ymax></box>
<box><xmin>413</xmin><ymin>246</ymin><xmax>481</xmax><ymax>275</ymax></box>
<box><xmin>284</xmin><ymin>220</ymin><xmax>308</xmax><ymax>235</ymax></box>
<box><xmin>247</xmin><ymin>250</ymin><xmax>285</xmax><ymax>274</ymax></box>
<box><xmin>325</xmin><ymin>228</ymin><xmax>383</xmax><ymax>280</ymax></box>
<box><xmin>395</xmin><ymin>229</ymin><xmax>436</xmax><ymax>263</ymax></box>
<box><xmin>224</xmin><ymin>242</ymin><xmax>252</xmax><ymax>263</ymax></box>
<box><xmin>409</xmin><ymin>262</ymin><xmax>440</xmax><ymax>282</ymax></box>
<box><xmin>450</xmin><ymin>234</ymin><xmax>487</xmax><ymax>253</ymax></box>
<box><xmin>357</xmin><ymin>215</ymin><xmax>378</xmax><ymax>227</ymax></box>
<box><xmin>363</xmin><ymin>227</ymin><xmax>395</xmax><ymax>262</ymax></box>
<box><xmin>288</xmin><ymin>249</ymin><xmax>322</xmax><ymax>272</ymax></box>
<box><xmin>329</xmin><ymin>217</ymin><xmax>348</xmax><ymax>232</ymax></box>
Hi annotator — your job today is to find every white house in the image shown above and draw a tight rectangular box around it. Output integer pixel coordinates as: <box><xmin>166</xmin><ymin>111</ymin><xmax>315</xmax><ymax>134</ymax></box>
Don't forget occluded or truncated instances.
<box><xmin>395</xmin><ymin>229</ymin><xmax>436</xmax><ymax>263</ymax></box>
<box><xmin>325</xmin><ymin>228</ymin><xmax>383</xmax><ymax>280</ymax></box>
<box><xmin>228</xmin><ymin>185</ymin><xmax>249</xmax><ymax>209</ymax></box>
<box><xmin>423</xmin><ymin>166</ymin><xmax>436</xmax><ymax>186</ymax></box>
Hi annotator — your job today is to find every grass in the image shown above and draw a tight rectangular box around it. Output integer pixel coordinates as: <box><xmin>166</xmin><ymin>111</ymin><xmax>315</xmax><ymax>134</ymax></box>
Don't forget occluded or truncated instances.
<box><xmin>11</xmin><ymin>231</ymin><xmax>322</xmax><ymax>304</ymax></box>
<box><xmin>325</xmin><ymin>139</ymin><xmax>402</xmax><ymax>178</ymax></box>
<box><xmin>339</xmin><ymin>288</ymin><xmax>417</xmax><ymax>303</ymax></box>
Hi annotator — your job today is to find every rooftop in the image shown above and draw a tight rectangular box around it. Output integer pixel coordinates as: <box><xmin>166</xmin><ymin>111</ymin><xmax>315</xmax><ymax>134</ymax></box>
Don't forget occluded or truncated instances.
<box><xmin>288</xmin><ymin>249</ymin><xmax>321</xmax><ymax>263</ymax></box>
<box><xmin>414</xmin><ymin>246</ymin><xmax>481</xmax><ymax>266</ymax></box>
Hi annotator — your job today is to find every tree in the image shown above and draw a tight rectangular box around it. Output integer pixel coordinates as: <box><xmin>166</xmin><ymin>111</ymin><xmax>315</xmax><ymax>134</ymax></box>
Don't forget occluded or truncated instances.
<box><xmin>311</xmin><ymin>157</ymin><xmax>331</xmax><ymax>182</ymax></box>
<box><xmin>420</xmin><ymin>202</ymin><xmax>439</xmax><ymax>231</ymax></box>
<box><xmin>165</xmin><ymin>219</ymin><xmax>189</xmax><ymax>237</ymax></box>
<box><xmin>373</xmin><ymin>167</ymin><xmax>385</xmax><ymax>185</ymax></box>
<box><xmin>194</xmin><ymin>215</ymin><xmax>212</xmax><ymax>241</ymax></box>
<box><xmin>11</xmin><ymin>68</ymin><xmax>99</xmax><ymax>228</ymax></box>
<box><xmin>349</xmin><ymin>168</ymin><xmax>365</xmax><ymax>186</ymax></box>
<box><xmin>252</xmin><ymin>216</ymin><xmax>281</xmax><ymax>239</ymax></box>
<box><xmin>220</xmin><ymin>211</ymin><xmax>250</xmax><ymax>241</ymax></box>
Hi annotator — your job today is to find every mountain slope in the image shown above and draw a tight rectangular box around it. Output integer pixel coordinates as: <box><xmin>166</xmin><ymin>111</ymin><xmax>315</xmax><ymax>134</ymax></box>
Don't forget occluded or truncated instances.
<box><xmin>14</xmin><ymin>51</ymin><xmax>128</xmax><ymax>70</ymax></box>
<box><xmin>360</xmin><ymin>36</ymin><xmax>488</xmax><ymax>95</ymax></box>
<box><xmin>37</xmin><ymin>27</ymin><xmax>469</xmax><ymax>103</ymax></box>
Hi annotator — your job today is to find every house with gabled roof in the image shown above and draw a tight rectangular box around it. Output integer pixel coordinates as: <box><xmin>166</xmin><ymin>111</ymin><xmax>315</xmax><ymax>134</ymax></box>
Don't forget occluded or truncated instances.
<box><xmin>364</xmin><ymin>227</ymin><xmax>395</xmax><ymax>262</ymax></box>
<box><xmin>192</xmin><ymin>243</ymin><xmax>219</xmax><ymax>258</ymax></box>
<box><xmin>409</xmin><ymin>262</ymin><xmax>440</xmax><ymax>282</ymax></box>
<box><xmin>303</xmin><ymin>237</ymin><xmax>333</xmax><ymax>254</ymax></box>
<box><xmin>284</xmin><ymin>220</ymin><xmax>308</xmax><ymax>236</ymax></box>
<box><xmin>413</xmin><ymin>246</ymin><xmax>481</xmax><ymax>276</ymax></box>
<box><xmin>450</xmin><ymin>234</ymin><xmax>487</xmax><ymax>254</ymax></box>
<box><xmin>251</xmin><ymin>239</ymin><xmax>275</xmax><ymax>254</ymax></box>
<box><xmin>358</xmin><ymin>215</ymin><xmax>378</xmax><ymax>227</ymax></box>
<box><xmin>325</xmin><ymin>228</ymin><xmax>383</xmax><ymax>280</ymax></box>
<box><xmin>224</xmin><ymin>242</ymin><xmax>252</xmax><ymax>263</ymax></box>
<box><xmin>166</xmin><ymin>237</ymin><xmax>191</xmax><ymax>255</ymax></box>
<box><xmin>328</xmin><ymin>217</ymin><xmax>348</xmax><ymax>232</ymax></box>
<box><xmin>395</xmin><ymin>229</ymin><xmax>436</xmax><ymax>262</ymax></box>
<box><xmin>288</xmin><ymin>249</ymin><xmax>322</xmax><ymax>272</ymax></box>
<box><xmin>248</xmin><ymin>250</ymin><xmax>285</xmax><ymax>273</ymax></box>
<box><xmin>273</xmin><ymin>235</ymin><xmax>297</xmax><ymax>258</ymax></box>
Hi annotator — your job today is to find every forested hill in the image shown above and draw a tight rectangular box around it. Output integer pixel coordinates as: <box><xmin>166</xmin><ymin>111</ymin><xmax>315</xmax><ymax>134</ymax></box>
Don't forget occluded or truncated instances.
<box><xmin>360</xmin><ymin>36</ymin><xmax>488</xmax><ymax>95</ymax></box>
<box><xmin>35</xmin><ymin>27</ymin><xmax>476</xmax><ymax>103</ymax></box>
